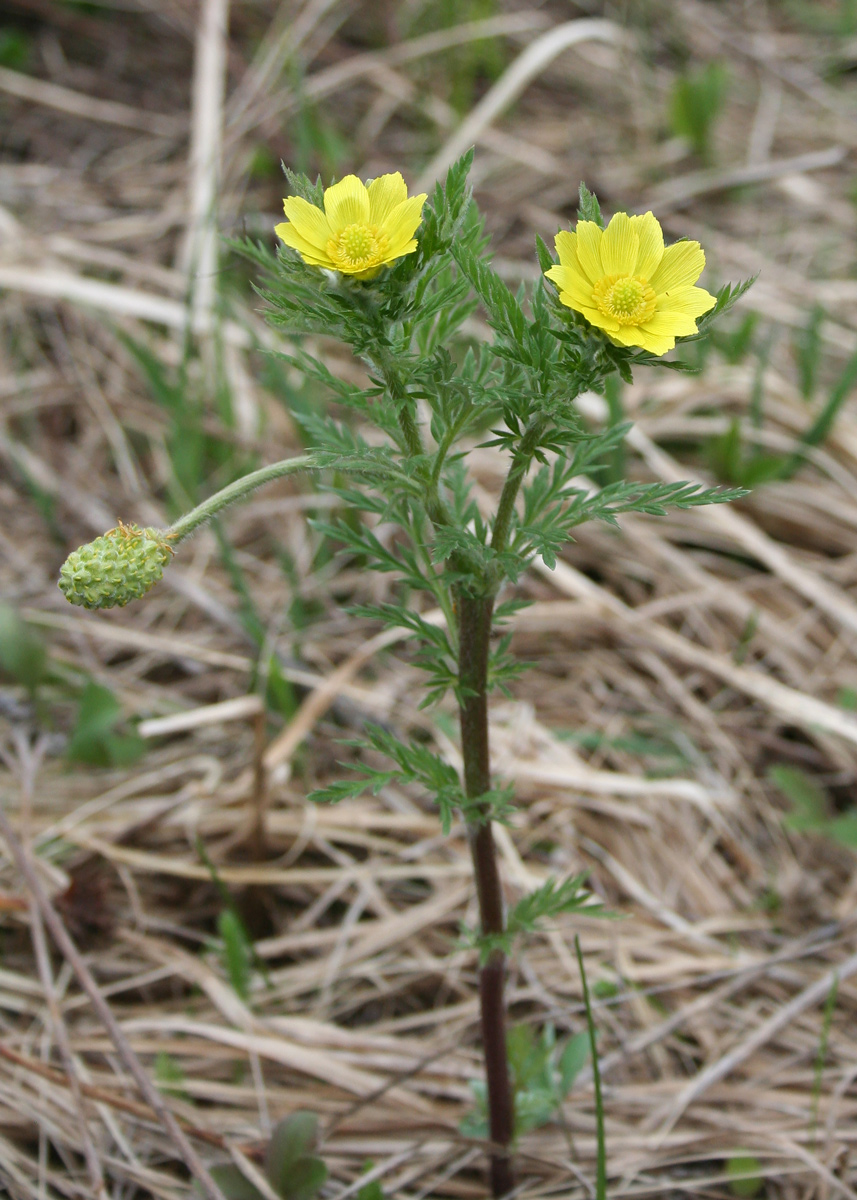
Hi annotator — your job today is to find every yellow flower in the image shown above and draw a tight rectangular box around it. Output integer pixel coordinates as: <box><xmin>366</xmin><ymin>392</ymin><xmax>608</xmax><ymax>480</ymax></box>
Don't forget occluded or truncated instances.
<box><xmin>545</xmin><ymin>211</ymin><xmax>716</xmax><ymax>356</ymax></box>
<box><xmin>275</xmin><ymin>172</ymin><xmax>428</xmax><ymax>280</ymax></box>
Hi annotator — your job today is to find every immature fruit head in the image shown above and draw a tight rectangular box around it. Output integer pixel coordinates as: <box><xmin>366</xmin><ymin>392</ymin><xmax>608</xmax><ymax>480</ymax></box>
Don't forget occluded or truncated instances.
<box><xmin>58</xmin><ymin>523</ymin><xmax>174</xmax><ymax>610</ymax></box>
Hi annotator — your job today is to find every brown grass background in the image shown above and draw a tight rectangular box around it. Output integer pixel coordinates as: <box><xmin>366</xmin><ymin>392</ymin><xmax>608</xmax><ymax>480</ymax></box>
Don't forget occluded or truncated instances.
<box><xmin>3</xmin><ymin>1</ymin><xmax>857</xmax><ymax>1197</ymax></box>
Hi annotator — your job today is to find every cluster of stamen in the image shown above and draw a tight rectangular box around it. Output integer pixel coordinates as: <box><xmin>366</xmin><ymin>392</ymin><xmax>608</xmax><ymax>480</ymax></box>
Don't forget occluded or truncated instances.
<box><xmin>593</xmin><ymin>274</ymin><xmax>657</xmax><ymax>326</ymax></box>
<box><xmin>327</xmin><ymin>223</ymin><xmax>388</xmax><ymax>274</ymax></box>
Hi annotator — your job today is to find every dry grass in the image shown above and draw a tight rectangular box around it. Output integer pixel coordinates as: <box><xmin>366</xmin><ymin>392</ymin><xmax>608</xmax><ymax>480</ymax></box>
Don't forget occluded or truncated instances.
<box><xmin>3</xmin><ymin>1</ymin><xmax>857</xmax><ymax>1197</ymax></box>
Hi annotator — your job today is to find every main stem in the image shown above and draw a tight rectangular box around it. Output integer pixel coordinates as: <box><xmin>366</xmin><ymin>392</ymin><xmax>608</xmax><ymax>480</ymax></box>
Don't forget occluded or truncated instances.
<box><xmin>457</xmin><ymin>592</ymin><xmax>515</xmax><ymax>1198</ymax></box>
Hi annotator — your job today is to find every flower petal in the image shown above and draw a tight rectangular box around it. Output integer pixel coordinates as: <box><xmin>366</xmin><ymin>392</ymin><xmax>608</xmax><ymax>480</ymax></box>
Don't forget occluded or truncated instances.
<box><xmin>281</xmin><ymin>196</ymin><xmax>332</xmax><ymax>250</ymax></box>
<box><xmin>658</xmin><ymin>285</ymin><xmax>716</xmax><ymax>318</ymax></box>
<box><xmin>574</xmin><ymin>221</ymin><xmax>604</xmax><ymax>284</ymax></box>
<box><xmin>275</xmin><ymin>221</ymin><xmax>333</xmax><ymax>266</ymax></box>
<box><xmin>575</xmin><ymin>303</ymin><xmax>620</xmax><ymax>333</ymax></box>
<box><xmin>600</xmin><ymin>212</ymin><xmax>639</xmax><ymax>277</ymax></box>
<box><xmin>323</xmin><ymin>175</ymin><xmax>370</xmax><ymax>231</ymax></box>
<box><xmin>382</xmin><ymin>193</ymin><xmax>427</xmax><ymax>255</ymax></box>
<box><xmin>553</xmin><ymin>270</ymin><xmax>597</xmax><ymax>312</ymax></box>
<box><xmin>649</xmin><ymin>240</ymin><xmax>706</xmax><ymax>294</ymax></box>
<box><xmin>554</xmin><ymin>230</ymin><xmax>581</xmax><ymax>273</ymax></box>
<box><xmin>607</xmin><ymin>325</ymin><xmax>648</xmax><ymax>348</ymax></box>
<box><xmin>630</xmin><ymin>212</ymin><xmax>664</xmax><ymax>280</ymax></box>
<box><xmin>635</xmin><ymin>330</ymin><xmax>676</xmax><ymax>355</ymax></box>
<box><xmin>367</xmin><ymin>172</ymin><xmax>408</xmax><ymax>224</ymax></box>
<box><xmin>643</xmin><ymin>309</ymin><xmax>700</xmax><ymax>338</ymax></box>
<box><xmin>607</xmin><ymin>323</ymin><xmax>675</xmax><ymax>354</ymax></box>
<box><xmin>382</xmin><ymin>238</ymin><xmax>418</xmax><ymax>266</ymax></box>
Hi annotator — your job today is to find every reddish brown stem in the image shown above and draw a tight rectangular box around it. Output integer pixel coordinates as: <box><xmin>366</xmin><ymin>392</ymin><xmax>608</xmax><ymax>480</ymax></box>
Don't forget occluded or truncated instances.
<box><xmin>457</xmin><ymin>592</ymin><xmax>515</xmax><ymax>1197</ymax></box>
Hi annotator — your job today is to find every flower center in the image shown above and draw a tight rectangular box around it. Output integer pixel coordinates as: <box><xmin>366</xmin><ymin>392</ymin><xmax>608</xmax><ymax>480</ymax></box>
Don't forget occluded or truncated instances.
<box><xmin>593</xmin><ymin>274</ymin><xmax>657</xmax><ymax>326</ymax></box>
<box><xmin>327</xmin><ymin>223</ymin><xmax>389</xmax><ymax>274</ymax></box>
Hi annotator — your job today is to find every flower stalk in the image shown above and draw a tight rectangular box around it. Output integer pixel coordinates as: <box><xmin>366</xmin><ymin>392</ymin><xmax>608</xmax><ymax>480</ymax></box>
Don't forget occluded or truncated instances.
<box><xmin>58</xmin><ymin>455</ymin><xmax>315</xmax><ymax>609</ymax></box>
<box><xmin>491</xmin><ymin>415</ymin><xmax>549</xmax><ymax>558</ymax></box>
<box><xmin>165</xmin><ymin>455</ymin><xmax>316</xmax><ymax>542</ymax></box>
<box><xmin>457</xmin><ymin>590</ymin><xmax>515</xmax><ymax>1196</ymax></box>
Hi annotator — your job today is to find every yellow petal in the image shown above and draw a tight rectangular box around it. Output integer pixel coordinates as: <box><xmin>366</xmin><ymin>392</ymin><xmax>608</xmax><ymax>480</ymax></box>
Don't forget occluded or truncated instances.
<box><xmin>649</xmin><ymin>240</ymin><xmax>705</xmax><ymax>294</ymax></box>
<box><xmin>574</xmin><ymin>221</ymin><xmax>604</xmax><ymax>284</ymax></box>
<box><xmin>275</xmin><ymin>221</ymin><xmax>333</xmax><ymax>266</ymax></box>
<box><xmin>576</xmin><ymin>303</ymin><xmax>620</xmax><ymax>334</ymax></box>
<box><xmin>636</xmin><ymin>330</ymin><xmax>676</xmax><ymax>355</ymax></box>
<box><xmin>600</xmin><ymin>212</ymin><xmax>638</xmax><ymax>277</ymax></box>
<box><xmin>389</xmin><ymin>238</ymin><xmax>418</xmax><ymax>260</ymax></box>
<box><xmin>630</xmin><ymin>212</ymin><xmax>664</xmax><ymax>280</ymax></box>
<box><xmin>382</xmin><ymin>193</ymin><xmax>427</xmax><ymax>255</ymax></box>
<box><xmin>367</xmin><ymin>172</ymin><xmax>408</xmax><ymax>224</ymax></box>
<box><xmin>607</xmin><ymin>325</ymin><xmax>648</xmax><ymax>348</ymax></box>
<box><xmin>281</xmin><ymin>196</ymin><xmax>331</xmax><ymax>250</ymax></box>
<box><xmin>607</xmin><ymin>324</ymin><xmax>674</xmax><ymax>354</ymax></box>
<box><xmin>554</xmin><ymin>270</ymin><xmax>597</xmax><ymax>312</ymax></box>
<box><xmin>323</xmin><ymin>175</ymin><xmax>370</xmax><ymax>231</ymax></box>
<box><xmin>642</xmin><ymin>310</ymin><xmax>699</xmax><ymax>338</ymax></box>
<box><xmin>658</xmin><ymin>285</ymin><xmax>716</xmax><ymax>318</ymax></box>
<box><xmin>554</xmin><ymin>230</ymin><xmax>581</xmax><ymax>273</ymax></box>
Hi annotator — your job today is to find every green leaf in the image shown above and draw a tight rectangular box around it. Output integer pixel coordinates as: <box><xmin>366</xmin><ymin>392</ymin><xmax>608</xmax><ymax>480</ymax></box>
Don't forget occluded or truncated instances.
<box><xmin>558</xmin><ymin>1031</ymin><xmax>590</xmax><ymax>1096</ymax></box>
<box><xmin>577</xmin><ymin>182</ymin><xmax>604</xmax><ymax>228</ymax></box>
<box><xmin>784</xmin><ymin>343</ymin><xmax>857</xmax><ymax>474</ymax></box>
<box><xmin>0</xmin><ymin>29</ymin><xmax>31</xmax><ymax>71</ymax></box>
<box><xmin>154</xmin><ymin>1051</ymin><xmax>189</xmax><ymax>1101</ymax></box>
<box><xmin>694</xmin><ymin>276</ymin><xmax>757</xmax><ymax>337</ymax></box>
<box><xmin>669</xmin><ymin>62</ymin><xmax>729</xmax><ymax>162</ymax></box>
<box><xmin>508</xmin><ymin>874</ymin><xmax>604</xmax><ymax>936</ymax></box>
<box><xmin>507</xmin><ymin>1023</ymin><xmax>544</xmax><ymax>1089</ymax></box>
<box><xmin>218</xmin><ymin>909</ymin><xmax>252</xmax><ymax>1001</ymax></box>
<box><xmin>195</xmin><ymin>1165</ymin><xmax>266</xmax><ymax>1200</ymax></box>
<box><xmin>356</xmin><ymin>1162</ymin><xmax>385</xmax><ymax>1200</ymax></box>
<box><xmin>576</xmin><ymin>936</ymin><xmax>607</xmax><ymax>1200</ymax></box>
<box><xmin>726</xmin><ymin>1154</ymin><xmax>763</xmax><ymax>1198</ymax></box>
<box><xmin>65</xmin><ymin>681</ymin><xmax>146</xmax><ymax>767</ymax></box>
<box><xmin>450</xmin><ymin>241</ymin><xmax>528</xmax><ymax>351</ymax></box>
<box><xmin>265</xmin><ymin>654</ymin><xmax>299</xmax><ymax>720</ymax></box>
<box><xmin>826</xmin><ymin>813</ymin><xmax>857</xmax><ymax>848</ymax></box>
<box><xmin>535</xmin><ymin>233</ymin><xmax>554</xmax><ymax>274</ymax></box>
<box><xmin>514</xmin><ymin>1087</ymin><xmax>557</xmax><ymax>1133</ymax></box>
<box><xmin>266</xmin><ymin>1112</ymin><xmax>321</xmax><ymax>1193</ymax></box>
<box><xmin>281</xmin><ymin>167</ymin><xmax>325</xmax><ymax>207</ymax></box>
<box><xmin>0</xmin><ymin>604</ymin><xmax>48</xmax><ymax>692</ymax></box>
<box><xmin>308</xmin><ymin>777</ymin><xmax>388</xmax><ymax>806</ymax></box>
<box><xmin>769</xmin><ymin>764</ymin><xmax>829</xmax><ymax>832</ymax></box>
<box><xmin>282</xmin><ymin>1157</ymin><xmax>328</xmax><ymax>1200</ymax></box>
<box><xmin>459</xmin><ymin>1078</ymin><xmax>489</xmax><ymax>1139</ymax></box>
<box><xmin>794</xmin><ymin>304</ymin><xmax>825</xmax><ymax>401</ymax></box>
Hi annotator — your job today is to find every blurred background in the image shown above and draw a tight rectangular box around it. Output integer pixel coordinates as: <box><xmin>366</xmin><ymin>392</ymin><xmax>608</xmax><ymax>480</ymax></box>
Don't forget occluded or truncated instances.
<box><xmin>3</xmin><ymin>2</ymin><xmax>857</xmax><ymax>1198</ymax></box>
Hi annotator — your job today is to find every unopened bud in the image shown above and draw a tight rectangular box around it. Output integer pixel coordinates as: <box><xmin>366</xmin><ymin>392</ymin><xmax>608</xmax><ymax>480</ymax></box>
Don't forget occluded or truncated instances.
<box><xmin>58</xmin><ymin>522</ymin><xmax>174</xmax><ymax>610</ymax></box>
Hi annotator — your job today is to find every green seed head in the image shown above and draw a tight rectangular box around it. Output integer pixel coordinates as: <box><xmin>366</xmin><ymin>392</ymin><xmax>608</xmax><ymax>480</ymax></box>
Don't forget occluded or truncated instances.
<box><xmin>58</xmin><ymin>523</ymin><xmax>174</xmax><ymax>610</ymax></box>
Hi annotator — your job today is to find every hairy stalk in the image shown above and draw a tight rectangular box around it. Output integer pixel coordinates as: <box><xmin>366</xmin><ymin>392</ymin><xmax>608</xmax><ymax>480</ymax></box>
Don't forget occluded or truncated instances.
<box><xmin>457</xmin><ymin>591</ymin><xmax>514</xmax><ymax>1197</ymax></box>
<box><xmin>371</xmin><ymin>343</ymin><xmax>462</xmax><ymax>538</ymax></box>
<box><xmin>371</xmin><ymin>344</ymin><xmax>426</xmax><ymax>460</ymax></box>
<box><xmin>491</xmin><ymin>415</ymin><xmax>548</xmax><ymax>557</ymax></box>
<box><xmin>430</xmin><ymin>398</ymin><xmax>474</xmax><ymax>491</ymax></box>
<box><xmin>166</xmin><ymin>455</ymin><xmax>316</xmax><ymax>542</ymax></box>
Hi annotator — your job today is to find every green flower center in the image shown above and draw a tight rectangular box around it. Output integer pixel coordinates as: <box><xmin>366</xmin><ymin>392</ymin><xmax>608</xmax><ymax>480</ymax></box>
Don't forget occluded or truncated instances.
<box><xmin>341</xmin><ymin>225</ymin><xmax>373</xmax><ymax>259</ymax></box>
<box><xmin>327</xmin><ymin>223</ymin><xmax>389</xmax><ymax>274</ymax></box>
<box><xmin>58</xmin><ymin>522</ymin><xmax>174</xmax><ymax>610</ymax></box>
<box><xmin>593</xmin><ymin>274</ymin><xmax>657</xmax><ymax>326</ymax></box>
